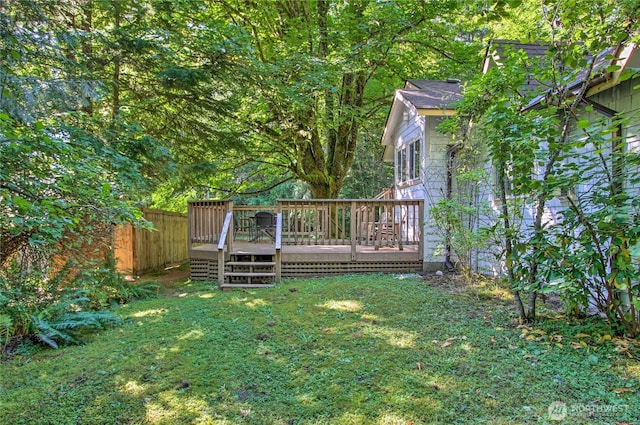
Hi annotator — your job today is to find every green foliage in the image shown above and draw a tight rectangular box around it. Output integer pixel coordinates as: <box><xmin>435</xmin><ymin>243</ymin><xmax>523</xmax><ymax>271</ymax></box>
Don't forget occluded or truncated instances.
<box><xmin>429</xmin><ymin>148</ymin><xmax>493</xmax><ymax>282</ymax></box>
<box><xmin>538</xmin><ymin>112</ymin><xmax>640</xmax><ymax>335</ymax></box>
<box><xmin>0</xmin><ymin>258</ymin><xmax>120</xmax><ymax>354</ymax></box>
<box><xmin>191</xmin><ymin>0</ymin><xmax>479</xmax><ymax>199</ymax></box>
<box><xmin>340</xmin><ymin>126</ymin><xmax>394</xmax><ymax>199</ymax></box>
<box><xmin>453</xmin><ymin>1</ymin><xmax>640</xmax><ymax>330</ymax></box>
<box><xmin>0</xmin><ymin>250</ymin><xmax>159</xmax><ymax>355</ymax></box>
<box><xmin>1</xmin><ymin>1</ymin><xmax>155</xmax><ymax>265</ymax></box>
<box><xmin>1</xmin><ymin>275</ymin><xmax>637</xmax><ymax>423</ymax></box>
<box><xmin>76</xmin><ymin>257</ymin><xmax>160</xmax><ymax>310</ymax></box>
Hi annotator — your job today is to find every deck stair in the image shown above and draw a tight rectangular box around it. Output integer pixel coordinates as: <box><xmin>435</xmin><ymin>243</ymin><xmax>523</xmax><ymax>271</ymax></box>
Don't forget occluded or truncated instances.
<box><xmin>220</xmin><ymin>252</ymin><xmax>276</xmax><ymax>289</ymax></box>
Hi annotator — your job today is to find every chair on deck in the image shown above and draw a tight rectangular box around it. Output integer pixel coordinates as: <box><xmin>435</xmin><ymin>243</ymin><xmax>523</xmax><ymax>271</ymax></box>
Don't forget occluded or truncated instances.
<box><xmin>251</xmin><ymin>211</ymin><xmax>276</xmax><ymax>242</ymax></box>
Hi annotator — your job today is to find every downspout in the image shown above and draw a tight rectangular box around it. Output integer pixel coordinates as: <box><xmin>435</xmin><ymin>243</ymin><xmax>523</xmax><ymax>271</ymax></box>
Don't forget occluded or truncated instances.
<box><xmin>445</xmin><ymin>143</ymin><xmax>463</xmax><ymax>272</ymax></box>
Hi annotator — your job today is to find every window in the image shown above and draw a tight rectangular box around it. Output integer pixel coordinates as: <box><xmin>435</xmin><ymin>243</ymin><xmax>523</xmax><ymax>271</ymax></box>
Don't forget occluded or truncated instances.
<box><xmin>396</xmin><ymin>139</ymin><xmax>421</xmax><ymax>185</ymax></box>
<box><xmin>409</xmin><ymin>140</ymin><xmax>420</xmax><ymax>180</ymax></box>
<box><xmin>396</xmin><ymin>148</ymin><xmax>406</xmax><ymax>184</ymax></box>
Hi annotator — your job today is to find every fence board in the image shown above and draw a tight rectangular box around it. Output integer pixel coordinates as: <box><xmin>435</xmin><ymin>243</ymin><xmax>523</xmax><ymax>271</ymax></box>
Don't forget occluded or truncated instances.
<box><xmin>114</xmin><ymin>208</ymin><xmax>188</xmax><ymax>275</ymax></box>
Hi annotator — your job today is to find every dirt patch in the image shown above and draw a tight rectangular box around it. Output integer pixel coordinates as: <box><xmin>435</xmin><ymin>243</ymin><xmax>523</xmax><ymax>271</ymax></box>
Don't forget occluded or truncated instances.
<box><xmin>423</xmin><ymin>272</ymin><xmax>469</xmax><ymax>294</ymax></box>
<box><xmin>139</xmin><ymin>267</ymin><xmax>190</xmax><ymax>285</ymax></box>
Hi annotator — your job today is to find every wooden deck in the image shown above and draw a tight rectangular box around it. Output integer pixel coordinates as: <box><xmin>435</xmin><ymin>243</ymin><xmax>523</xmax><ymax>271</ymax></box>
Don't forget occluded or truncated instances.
<box><xmin>188</xmin><ymin>199</ymin><xmax>425</xmax><ymax>282</ymax></box>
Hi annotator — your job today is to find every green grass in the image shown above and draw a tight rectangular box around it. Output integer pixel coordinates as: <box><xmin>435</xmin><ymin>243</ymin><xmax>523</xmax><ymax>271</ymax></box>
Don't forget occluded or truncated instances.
<box><xmin>1</xmin><ymin>274</ymin><xmax>638</xmax><ymax>424</ymax></box>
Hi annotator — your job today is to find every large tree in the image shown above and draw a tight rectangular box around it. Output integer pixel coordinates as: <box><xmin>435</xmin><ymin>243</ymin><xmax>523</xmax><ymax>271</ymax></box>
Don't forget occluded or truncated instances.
<box><xmin>195</xmin><ymin>0</ymin><xmax>476</xmax><ymax>199</ymax></box>
<box><xmin>0</xmin><ymin>0</ymin><xmax>154</xmax><ymax>266</ymax></box>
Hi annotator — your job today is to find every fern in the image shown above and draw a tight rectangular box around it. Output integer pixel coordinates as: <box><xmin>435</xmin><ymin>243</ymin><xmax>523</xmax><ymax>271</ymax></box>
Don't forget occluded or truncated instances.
<box><xmin>32</xmin><ymin>310</ymin><xmax>120</xmax><ymax>349</ymax></box>
<box><xmin>52</xmin><ymin>311</ymin><xmax>120</xmax><ymax>331</ymax></box>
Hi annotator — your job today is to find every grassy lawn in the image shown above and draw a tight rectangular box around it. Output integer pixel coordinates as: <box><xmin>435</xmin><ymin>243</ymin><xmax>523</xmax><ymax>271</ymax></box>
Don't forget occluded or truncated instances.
<box><xmin>1</xmin><ymin>273</ymin><xmax>638</xmax><ymax>424</ymax></box>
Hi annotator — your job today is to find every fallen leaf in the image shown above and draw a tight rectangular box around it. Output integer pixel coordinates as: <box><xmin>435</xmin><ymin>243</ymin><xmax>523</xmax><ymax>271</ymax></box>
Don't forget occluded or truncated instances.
<box><xmin>416</xmin><ymin>362</ymin><xmax>422</xmax><ymax>371</ymax></box>
<box><xmin>575</xmin><ymin>333</ymin><xmax>590</xmax><ymax>338</ymax></box>
<box><xmin>613</xmin><ymin>388</ymin><xmax>635</xmax><ymax>394</ymax></box>
<box><xmin>441</xmin><ymin>341</ymin><xmax>452</xmax><ymax>348</ymax></box>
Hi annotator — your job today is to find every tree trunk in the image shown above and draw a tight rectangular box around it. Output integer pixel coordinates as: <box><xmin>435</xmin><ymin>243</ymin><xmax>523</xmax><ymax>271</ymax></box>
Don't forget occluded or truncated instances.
<box><xmin>496</xmin><ymin>159</ymin><xmax>527</xmax><ymax>322</ymax></box>
<box><xmin>80</xmin><ymin>0</ymin><xmax>93</xmax><ymax>115</ymax></box>
<box><xmin>111</xmin><ymin>2</ymin><xmax>121</xmax><ymax>121</ymax></box>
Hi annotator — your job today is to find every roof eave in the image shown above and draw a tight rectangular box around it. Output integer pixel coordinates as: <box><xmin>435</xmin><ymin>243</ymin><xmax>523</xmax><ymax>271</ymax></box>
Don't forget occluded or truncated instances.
<box><xmin>417</xmin><ymin>108</ymin><xmax>457</xmax><ymax>116</ymax></box>
<box><xmin>524</xmin><ymin>43</ymin><xmax>636</xmax><ymax>111</ymax></box>
<box><xmin>380</xmin><ymin>91</ymin><xmax>407</xmax><ymax>162</ymax></box>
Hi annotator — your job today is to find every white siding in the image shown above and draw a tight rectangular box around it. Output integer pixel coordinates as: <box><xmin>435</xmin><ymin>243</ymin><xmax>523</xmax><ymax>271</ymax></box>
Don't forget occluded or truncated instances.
<box><xmin>421</xmin><ymin>116</ymin><xmax>452</xmax><ymax>265</ymax></box>
<box><xmin>472</xmin><ymin>76</ymin><xmax>640</xmax><ymax>276</ymax></box>
<box><xmin>391</xmin><ymin>109</ymin><xmax>456</xmax><ymax>268</ymax></box>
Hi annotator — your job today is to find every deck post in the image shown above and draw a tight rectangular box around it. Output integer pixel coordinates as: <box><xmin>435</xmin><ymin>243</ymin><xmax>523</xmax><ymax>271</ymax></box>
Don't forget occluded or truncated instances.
<box><xmin>275</xmin><ymin>209</ymin><xmax>282</xmax><ymax>284</ymax></box>
<box><xmin>226</xmin><ymin>200</ymin><xmax>234</xmax><ymax>255</ymax></box>
<box><xmin>217</xmin><ymin>249</ymin><xmax>224</xmax><ymax>288</ymax></box>
<box><xmin>350</xmin><ymin>201</ymin><xmax>357</xmax><ymax>261</ymax></box>
<box><xmin>217</xmin><ymin>211</ymin><xmax>234</xmax><ymax>288</ymax></box>
<box><xmin>187</xmin><ymin>203</ymin><xmax>192</xmax><ymax>262</ymax></box>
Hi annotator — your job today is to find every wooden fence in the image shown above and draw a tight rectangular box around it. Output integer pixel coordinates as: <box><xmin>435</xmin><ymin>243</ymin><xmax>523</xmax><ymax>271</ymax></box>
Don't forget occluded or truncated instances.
<box><xmin>114</xmin><ymin>208</ymin><xmax>188</xmax><ymax>275</ymax></box>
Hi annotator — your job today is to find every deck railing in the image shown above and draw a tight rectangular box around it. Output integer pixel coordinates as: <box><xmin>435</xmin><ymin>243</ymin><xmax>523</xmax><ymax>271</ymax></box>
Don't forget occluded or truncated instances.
<box><xmin>188</xmin><ymin>200</ymin><xmax>232</xmax><ymax>246</ymax></box>
<box><xmin>232</xmin><ymin>205</ymin><xmax>278</xmax><ymax>240</ymax></box>
<box><xmin>188</xmin><ymin>199</ymin><xmax>423</xmax><ymax>256</ymax></box>
<box><xmin>277</xmin><ymin>199</ymin><xmax>423</xmax><ymax>250</ymax></box>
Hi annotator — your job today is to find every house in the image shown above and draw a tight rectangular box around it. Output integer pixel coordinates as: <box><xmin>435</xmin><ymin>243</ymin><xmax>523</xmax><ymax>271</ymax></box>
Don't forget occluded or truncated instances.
<box><xmin>381</xmin><ymin>41</ymin><xmax>640</xmax><ymax>275</ymax></box>
<box><xmin>380</xmin><ymin>79</ymin><xmax>463</xmax><ymax>271</ymax></box>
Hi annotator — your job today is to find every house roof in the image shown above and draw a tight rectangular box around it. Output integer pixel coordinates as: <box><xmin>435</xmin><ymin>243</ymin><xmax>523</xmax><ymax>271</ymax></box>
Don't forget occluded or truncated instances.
<box><xmin>380</xmin><ymin>80</ymin><xmax>462</xmax><ymax>161</ymax></box>
<box><xmin>483</xmin><ymin>40</ymin><xmax>551</xmax><ymax>96</ymax></box>
<box><xmin>482</xmin><ymin>40</ymin><xmax>549</xmax><ymax>73</ymax></box>
<box><xmin>525</xmin><ymin>43</ymin><xmax>635</xmax><ymax>110</ymax></box>
<box><xmin>484</xmin><ymin>40</ymin><xmax>638</xmax><ymax>110</ymax></box>
<box><xmin>400</xmin><ymin>80</ymin><xmax>463</xmax><ymax>111</ymax></box>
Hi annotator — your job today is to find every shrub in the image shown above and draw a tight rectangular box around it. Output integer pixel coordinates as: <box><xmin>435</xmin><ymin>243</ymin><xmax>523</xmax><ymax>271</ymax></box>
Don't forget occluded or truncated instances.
<box><xmin>0</xmin><ymin>250</ymin><xmax>157</xmax><ymax>356</ymax></box>
<box><xmin>75</xmin><ymin>254</ymin><xmax>160</xmax><ymax>310</ymax></box>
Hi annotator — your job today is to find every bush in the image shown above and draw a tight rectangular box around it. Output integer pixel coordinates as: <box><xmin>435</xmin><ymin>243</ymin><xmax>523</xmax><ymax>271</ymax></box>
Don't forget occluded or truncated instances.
<box><xmin>0</xmin><ymin>251</ymin><xmax>157</xmax><ymax>356</ymax></box>
<box><xmin>75</xmin><ymin>254</ymin><xmax>160</xmax><ymax>310</ymax></box>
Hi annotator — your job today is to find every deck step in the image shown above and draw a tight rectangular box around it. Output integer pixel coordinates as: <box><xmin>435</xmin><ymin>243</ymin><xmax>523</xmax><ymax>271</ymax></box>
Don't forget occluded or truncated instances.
<box><xmin>220</xmin><ymin>283</ymin><xmax>275</xmax><ymax>289</ymax></box>
<box><xmin>226</xmin><ymin>261</ymin><xmax>276</xmax><ymax>267</ymax></box>
<box><xmin>224</xmin><ymin>272</ymin><xmax>276</xmax><ymax>278</ymax></box>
